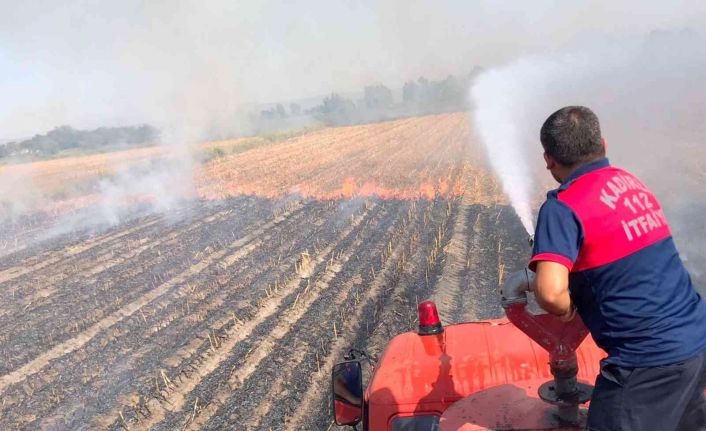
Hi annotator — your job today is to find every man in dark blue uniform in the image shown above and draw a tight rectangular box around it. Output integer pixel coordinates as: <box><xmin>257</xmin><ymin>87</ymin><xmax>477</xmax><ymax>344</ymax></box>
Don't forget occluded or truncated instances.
<box><xmin>529</xmin><ymin>106</ymin><xmax>706</xmax><ymax>430</ymax></box>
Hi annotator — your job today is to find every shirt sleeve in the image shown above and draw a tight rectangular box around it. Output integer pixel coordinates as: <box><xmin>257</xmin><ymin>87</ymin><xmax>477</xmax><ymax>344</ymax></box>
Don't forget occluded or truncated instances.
<box><xmin>529</xmin><ymin>198</ymin><xmax>583</xmax><ymax>271</ymax></box>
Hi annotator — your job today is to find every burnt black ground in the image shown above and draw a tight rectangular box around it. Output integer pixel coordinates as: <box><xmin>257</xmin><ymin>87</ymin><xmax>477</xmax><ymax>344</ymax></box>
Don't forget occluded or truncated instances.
<box><xmin>0</xmin><ymin>195</ymin><xmax>701</xmax><ymax>431</ymax></box>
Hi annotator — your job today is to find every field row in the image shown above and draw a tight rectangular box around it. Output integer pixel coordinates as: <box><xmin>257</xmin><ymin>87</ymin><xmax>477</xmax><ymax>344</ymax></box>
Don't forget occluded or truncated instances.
<box><xmin>0</xmin><ymin>195</ymin><xmax>532</xmax><ymax>430</ymax></box>
<box><xmin>0</xmin><ymin>112</ymin><xmax>530</xmax><ymax>430</ymax></box>
<box><xmin>2</xmin><ymin>111</ymin><xmax>703</xmax><ymax>430</ymax></box>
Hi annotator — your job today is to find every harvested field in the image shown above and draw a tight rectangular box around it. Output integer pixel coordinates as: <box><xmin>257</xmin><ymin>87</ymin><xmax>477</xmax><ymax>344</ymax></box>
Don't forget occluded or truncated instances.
<box><xmin>0</xmin><ymin>112</ymin><xmax>702</xmax><ymax>430</ymax></box>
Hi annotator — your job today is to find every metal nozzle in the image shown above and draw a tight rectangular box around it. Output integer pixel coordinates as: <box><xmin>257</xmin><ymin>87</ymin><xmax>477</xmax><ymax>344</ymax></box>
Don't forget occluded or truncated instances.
<box><xmin>528</xmin><ymin>234</ymin><xmax>535</xmax><ymax>249</ymax></box>
<box><xmin>501</xmin><ymin>268</ymin><xmax>536</xmax><ymax>308</ymax></box>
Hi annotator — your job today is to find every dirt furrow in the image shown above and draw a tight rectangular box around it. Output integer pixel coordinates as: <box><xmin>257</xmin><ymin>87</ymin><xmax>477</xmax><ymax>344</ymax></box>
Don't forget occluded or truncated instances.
<box><xmin>494</xmin><ymin>204</ymin><xmax>532</xmax><ymax>298</ymax></box>
<box><xmin>430</xmin><ymin>198</ymin><xmax>471</xmax><ymax>324</ymax></box>
<box><xmin>361</xmin><ymin>200</ymin><xmax>453</xmax><ymax>354</ymax></box>
<box><xmin>457</xmin><ymin>207</ymin><xmax>502</xmax><ymax>321</ymax></box>
<box><xmin>282</xmin><ymin>205</ymin><xmax>421</xmax><ymax>431</ymax></box>
<box><xmin>0</xmin><ymin>199</ymin><xmax>287</xmax><ymax>374</ymax></box>
<box><xmin>0</xmin><ymin>216</ymin><xmax>162</xmax><ymax>285</ymax></box>
<box><xmin>0</xmin><ymin>213</ymin><xmax>166</xmax><ymax>271</ymax></box>
<box><xmin>118</xmin><ymin>202</ymin><xmax>379</xmax><ymax>431</ymax></box>
<box><xmin>191</xmin><ymin>205</ymin><xmax>404</xmax><ymax>430</ymax></box>
<box><xmin>449</xmin><ymin>206</ymin><xmax>483</xmax><ymax>322</ymax></box>
<box><xmin>0</xmin><ymin>200</ymin><xmax>253</xmax><ymax>314</ymax></box>
<box><xmin>245</xmin><ymin>347</ymin><xmax>310</xmax><ymax>430</ymax></box>
<box><xmin>17</xmin><ymin>202</ymin><xmax>326</xmax><ymax>431</ymax></box>
<box><xmin>0</xmin><ymin>202</ymin><xmax>304</xmax><ymax>397</ymax></box>
<box><xmin>187</xmin><ymin>249</ymin><xmax>363</xmax><ymax>430</ymax></box>
<box><xmin>286</xmin><ymin>199</ymin><xmax>458</xmax><ymax>430</ymax></box>
<box><xmin>85</xmin><ymin>202</ymin><xmax>377</xmax><ymax>431</ymax></box>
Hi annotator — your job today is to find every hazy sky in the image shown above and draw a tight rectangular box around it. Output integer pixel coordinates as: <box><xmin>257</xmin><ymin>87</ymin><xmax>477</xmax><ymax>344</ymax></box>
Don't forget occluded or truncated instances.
<box><xmin>2</xmin><ymin>0</ymin><xmax>706</xmax><ymax>139</ymax></box>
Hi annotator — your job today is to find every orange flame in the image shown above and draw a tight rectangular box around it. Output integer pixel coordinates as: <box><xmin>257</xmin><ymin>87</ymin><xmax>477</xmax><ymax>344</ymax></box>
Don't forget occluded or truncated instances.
<box><xmin>438</xmin><ymin>179</ymin><xmax>449</xmax><ymax>196</ymax></box>
<box><xmin>419</xmin><ymin>182</ymin><xmax>436</xmax><ymax>200</ymax></box>
<box><xmin>341</xmin><ymin>177</ymin><xmax>357</xmax><ymax>198</ymax></box>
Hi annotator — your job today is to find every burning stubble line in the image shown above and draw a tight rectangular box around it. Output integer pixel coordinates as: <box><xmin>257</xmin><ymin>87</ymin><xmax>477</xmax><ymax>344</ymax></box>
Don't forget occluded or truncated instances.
<box><xmin>300</xmin><ymin>115</ymin><xmax>448</xmax><ymax>194</ymax></box>
<box><xmin>199</xmin><ymin>122</ymin><xmax>387</xmax><ymax>199</ymax></box>
<box><xmin>126</xmin><ymin>203</ymin><xmax>376</xmax><ymax>431</ymax></box>
<box><xmin>0</xmin><ymin>203</ymin><xmax>303</xmax><ymax>396</ymax></box>
<box><xmin>202</xmin><ymin>114</ymin><xmax>461</xmax><ymax>202</ymax></box>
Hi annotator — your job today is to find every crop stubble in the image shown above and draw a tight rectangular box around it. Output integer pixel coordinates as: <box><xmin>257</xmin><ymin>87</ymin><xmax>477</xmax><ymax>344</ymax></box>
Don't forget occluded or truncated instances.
<box><xmin>0</xmin><ymin>113</ymin><xmax>537</xmax><ymax>430</ymax></box>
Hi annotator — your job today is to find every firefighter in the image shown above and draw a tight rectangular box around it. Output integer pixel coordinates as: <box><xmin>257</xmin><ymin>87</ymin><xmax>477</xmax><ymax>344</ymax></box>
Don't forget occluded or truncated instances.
<box><xmin>528</xmin><ymin>106</ymin><xmax>706</xmax><ymax>430</ymax></box>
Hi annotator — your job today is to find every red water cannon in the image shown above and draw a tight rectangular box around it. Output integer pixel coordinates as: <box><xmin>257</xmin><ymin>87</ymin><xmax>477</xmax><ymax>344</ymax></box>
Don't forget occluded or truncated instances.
<box><xmin>501</xmin><ymin>268</ymin><xmax>593</xmax><ymax>425</ymax></box>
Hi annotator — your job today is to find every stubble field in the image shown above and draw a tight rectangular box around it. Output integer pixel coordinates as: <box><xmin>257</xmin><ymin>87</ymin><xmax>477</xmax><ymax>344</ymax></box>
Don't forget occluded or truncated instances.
<box><xmin>3</xmin><ymin>112</ymin><xmax>698</xmax><ymax>430</ymax></box>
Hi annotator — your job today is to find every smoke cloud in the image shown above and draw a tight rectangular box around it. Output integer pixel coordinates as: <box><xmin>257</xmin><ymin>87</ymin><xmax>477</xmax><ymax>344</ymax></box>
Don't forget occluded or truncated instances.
<box><xmin>3</xmin><ymin>1</ymin><xmax>706</xmax><ymax>138</ymax></box>
<box><xmin>1</xmin><ymin>1</ymin><xmax>705</xmax><ymax>254</ymax></box>
<box><xmin>470</xmin><ymin>29</ymin><xmax>706</xmax><ymax>283</ymax></box>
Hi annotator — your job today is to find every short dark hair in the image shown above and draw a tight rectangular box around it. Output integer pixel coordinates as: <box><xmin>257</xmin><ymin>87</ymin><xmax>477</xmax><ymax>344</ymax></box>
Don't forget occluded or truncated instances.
<box><xmin>540</xmin><ymin>106</ymin><xmax>604</xmax><ymax>166</ymax></box>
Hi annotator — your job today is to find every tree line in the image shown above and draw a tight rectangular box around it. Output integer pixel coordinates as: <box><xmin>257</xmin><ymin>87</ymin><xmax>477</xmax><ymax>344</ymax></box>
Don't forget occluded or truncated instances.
<box><xmin>0</xmin><ymin>124</ymin><xmax>158</xmax><ymax>160</ymax></box>
<box><xmin>257</xmin><ymin>69</ymin><xmax>482</xmax><ymax>127</ymax></box>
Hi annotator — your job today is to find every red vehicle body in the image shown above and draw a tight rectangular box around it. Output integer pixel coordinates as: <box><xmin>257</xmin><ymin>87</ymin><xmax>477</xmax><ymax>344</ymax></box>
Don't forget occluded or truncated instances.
<box><xmin>333</xmin><ymin>269</ymin><xmax>705</xmax><ymax>430</ymax></box>
<box><xmin>332</xmin><ymin>266</ymin><xmax>606</xmax><ymax>430</ymax></box>
<box><xmin>364</xmin><ymin>318</ymin><xmax>604</xmax><ymax>430</ymax></box>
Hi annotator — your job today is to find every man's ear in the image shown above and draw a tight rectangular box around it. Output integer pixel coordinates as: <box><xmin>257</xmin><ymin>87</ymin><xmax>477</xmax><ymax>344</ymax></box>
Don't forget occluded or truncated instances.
<box><xmin>543</xmin><ymin>152</ymin><xmax>556</xmax><ymax>170</ymax></box>
<box><xmin>601</xmin><ymin>137</ymin><xmax>608</xmax><ymax>152</ymax></box>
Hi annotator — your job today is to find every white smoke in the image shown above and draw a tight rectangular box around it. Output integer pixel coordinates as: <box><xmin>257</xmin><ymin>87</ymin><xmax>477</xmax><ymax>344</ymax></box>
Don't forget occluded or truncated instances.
<box><xmin>470</xmin><ymin>63</ymin><xmax>547</xmax><ymax>234</ymax></box>
<box><xmin>0</xmin><ymin>48</ymin><xmax>248</xmax><ymax>251</ymax></box>
<box><xmin>470</xmin><ymin>30</ymin><xmax>706</xmax><ymax>244</ymax></box>
<box><xmin>0</xmin><ymin>163</ymin><xmax>43</xmax><ymax>221</ymax></box>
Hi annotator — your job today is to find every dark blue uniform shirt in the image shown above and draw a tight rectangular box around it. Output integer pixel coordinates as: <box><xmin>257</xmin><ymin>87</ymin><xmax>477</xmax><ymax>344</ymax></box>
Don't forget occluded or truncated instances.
<box><xmin>530</xmin><ymin>158</ymin><xmax>706</xmax><ymax>366</ymax></box>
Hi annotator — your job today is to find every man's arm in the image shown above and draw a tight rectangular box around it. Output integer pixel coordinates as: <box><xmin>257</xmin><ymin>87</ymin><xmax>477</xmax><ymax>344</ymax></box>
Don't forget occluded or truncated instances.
<box><xmin>528</xmin><ymin>197</ymin><xmax>582</xmax><ymax>321</ymax></box>
<box><xmin>533</xmin><ymin>260</ymin><xmax>574</xmax><ymax>320</ymax></box>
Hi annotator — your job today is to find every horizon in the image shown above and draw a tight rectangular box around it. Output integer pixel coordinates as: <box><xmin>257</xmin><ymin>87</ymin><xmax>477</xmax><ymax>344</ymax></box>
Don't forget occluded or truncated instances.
<box><xmin>2</xmin><ymin>1</ymin><xmax>705</xmax><ymax>141</ymax></box>
<box><xmin>1</xmin><ymin>70</ymin><xmax>470</xmax><ymax>143</ymax></box>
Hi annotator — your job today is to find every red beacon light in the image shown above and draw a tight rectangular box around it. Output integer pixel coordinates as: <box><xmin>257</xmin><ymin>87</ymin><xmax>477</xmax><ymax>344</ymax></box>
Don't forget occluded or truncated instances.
<box><xmin>418</xmin><ymin>301</ymin><xmax>443</xmax><ymax>335</ymax></box>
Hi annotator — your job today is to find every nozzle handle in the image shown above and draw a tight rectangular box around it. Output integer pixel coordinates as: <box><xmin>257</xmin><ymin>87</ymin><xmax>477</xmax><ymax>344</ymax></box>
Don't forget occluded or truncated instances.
<box><xmin>500</xmin><ymin>268</ymin><xmax>535</xmax><ymax>307</ymax></box>
<box><xmin>501</xmin><ymin>269</ymin><xmax>588</xmax><ymax>360</ymax></box>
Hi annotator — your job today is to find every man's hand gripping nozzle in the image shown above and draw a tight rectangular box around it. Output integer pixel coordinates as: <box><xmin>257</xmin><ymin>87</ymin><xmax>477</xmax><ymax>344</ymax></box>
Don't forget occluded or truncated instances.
<box><xmin>500</xmin><ymin>267</ymin><xmax>591</xmax><ymax>426</ymax></box>
<box><xmin>500</xmin><ymin>268</ymin><xmax>536</xmax><ymax>308</ymax></box>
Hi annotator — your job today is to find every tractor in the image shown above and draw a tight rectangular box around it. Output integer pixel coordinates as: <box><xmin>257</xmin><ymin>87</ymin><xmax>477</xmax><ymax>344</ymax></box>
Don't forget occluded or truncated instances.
<box><xmin>331</xmin><ymin>268</ymin><xmax>605</xmax><ymax>430</ymax></box>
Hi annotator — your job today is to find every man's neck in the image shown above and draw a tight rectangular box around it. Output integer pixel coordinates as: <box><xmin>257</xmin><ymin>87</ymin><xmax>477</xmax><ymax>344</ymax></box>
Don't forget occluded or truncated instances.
<box><xmin>559</xmin><ymin>157</ymin><xmax>609</xmax><ymax>184</ymax></box>
<box><xmin>556</xmin><ymin>164</ymin><xmax>578</xmax><ymax>183</ymax></box>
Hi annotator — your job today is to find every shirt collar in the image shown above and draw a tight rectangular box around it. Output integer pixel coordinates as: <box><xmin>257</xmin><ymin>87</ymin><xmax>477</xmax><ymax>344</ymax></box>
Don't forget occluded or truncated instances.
<box><xmin>560</xmin><ymin>157</ymin><xmax>610</xmax><ymax>190</ymax></box>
